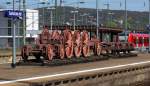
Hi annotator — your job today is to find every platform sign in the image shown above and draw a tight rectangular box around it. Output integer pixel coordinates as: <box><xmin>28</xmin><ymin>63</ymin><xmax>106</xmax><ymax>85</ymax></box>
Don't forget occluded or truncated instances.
<box><xmin>4</xmin><ymin>10</ymin><xmax>23</xmax><ymax>19</ymax></box>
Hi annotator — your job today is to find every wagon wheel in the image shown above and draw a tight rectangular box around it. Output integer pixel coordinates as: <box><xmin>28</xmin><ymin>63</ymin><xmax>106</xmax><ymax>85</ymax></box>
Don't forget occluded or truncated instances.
<box><xmin>122</xmin><ymin>43</ymin><xmax>127</xmax><ymax>54</ymax></box>
<box><xmin>119</xmin><ymin>43</ymin><xmax>123</xmax><ymax>54</ymax></box>
<box><xmin>46</xmin><ymin>45</ymin><xmax>54</xmax><ymax>61</ymax></box>
<box><xmin>59</xmin><ymin>45</ymin><xmax>65</xmax><ymax>59</ymax></box>
<box><xmin>81</xmin><ymin>30</ymin><xmax>90</xmax><ymax>57</ymax></box>
<box><xmin>65</xmin><ymin>45</ymin><xmax>73</xmax><ymax>58</ymax></box>
<box><xmin>82</xmin><ymin>45</ymin><xmax>90</xmax><ymax>57</ymax></box>
<box><xmin>73</xmin><ymin>30</ymin><xmax>82</xmax><ymax>58</ymax></box>
<box><xmin>95</xmin><ymin>43</ymin><xmax>102</xmax><ymax>56</ymax></box>
<box><xmin>128</xmin><ymin>43</ymin><xmax>133</xmax><ymax>53</ymax></box>
<box><xmin>74</xmin><ymin>45</ymin><xmax>82</xmax><ymax>58</ymax></box>
<box><xmin>64</xmin><ymin>30</ymin><xmax>73</xmax><ymax>58</ymax></box>
<box><xmin>21</xmin><ymin>47</ymin><xmax>29</xmax><ymax>62</ymax></box>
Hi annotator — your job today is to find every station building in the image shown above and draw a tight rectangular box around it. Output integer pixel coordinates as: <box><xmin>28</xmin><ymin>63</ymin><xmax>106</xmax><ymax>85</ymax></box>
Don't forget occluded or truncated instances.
<box><xmin>0</xmin><ymin>9</ymin><xmax>39</xmax><ymax>48</ymax></box>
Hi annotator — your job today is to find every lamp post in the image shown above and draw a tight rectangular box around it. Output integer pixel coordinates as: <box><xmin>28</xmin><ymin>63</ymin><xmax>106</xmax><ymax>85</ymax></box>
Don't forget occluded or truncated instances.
<box><xmin>108</xmin><ymin>12</ymin><xmax>114</xmax><ymax>27</ymax></box>
<box><xmin>88</xmin><ymin>15</ymin><xmax>94</xmax><ymax>25</ymax></box>
<box><xmin>6</xmin><ymin>0</ymin><xmax>21</xmax><ymax>48</ymax></box>
<box><xmin>80</xmin><ymin>13</ymin><xmax>89</xmax><ymax>25</ymax></box>
<box><xmin>85</xmin><ymin>13</ymin><xmax>89</xmax><ymax>25</ymax></box>
<box><xmin>125</xmin><ymin>0</ymin><xmax>128</xmax><ymax>42</ymax></box>
<box><xmin>104</xmin><ymin>2</ymin><xmax>110</xmax><ymax>27</ymax></box>
<box><xmin>23</xmin><ymin>0</ymin><xmax>26</xmax><ymax>45</ymax></box>
<box><xmin>149</xmin><ymin>0</ymin><xmax>150</xmax><ymax>53</ymax></box>
<box><xmin>18</xmin><ymin>0</ymin><xmax>21</xmax><ymax>48</ymax></box>
<box><xmin>71</xmin><ymin>10</ymin><xmax>78</xmax><ymax>31</ymax></box>
<box><xmin>61</xmin><ymin>0</ymin><xmax>66</xmax><ymax>25</ymax></box>
<box><xmin>76</xmin><ymin>1</ymin><xmax>85</xmax><ymax>25</ymax></box>
<box><xmin>62</xmin><ymin>1</ymin><xmax>85</xmax><ymax>25</ymax></box>
<box><xmin>39</xmin><ymin>2</ymin><xmax>46</xmax><ymax>27</ymax></box>
<box><xmin>11</xmin><ymin>0</ymin><xmax>16</xmax><ymax>68</ymax></box>
<box><xmin>47</xmin><ymin>7</ymin><xmax>55</xmax><ymax>32</ymax></box>
<box><xmin>96</xmin><ymin>0</ymin><xmax>99</xmax><ymax>39</ymax></box>
<box><xmin>80</xmin><ymin>14</ymin><xmax>84</xmax><ymax>25</ymax></box>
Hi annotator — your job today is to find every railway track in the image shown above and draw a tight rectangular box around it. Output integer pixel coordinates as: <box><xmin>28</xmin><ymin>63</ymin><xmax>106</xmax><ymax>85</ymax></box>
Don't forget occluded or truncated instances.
<box><xmin>0</xmin><ymin>52</ymin><xmax>137</xmax><ymax>65</ymax></box>
<box><xmin>17</xmin><ymin>53</ymin><xmax>137</xmax><ymax>66</ymax></box>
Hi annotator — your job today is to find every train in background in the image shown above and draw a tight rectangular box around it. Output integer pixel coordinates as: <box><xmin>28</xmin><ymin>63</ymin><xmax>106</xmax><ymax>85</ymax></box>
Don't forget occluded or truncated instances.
<box><xmin>128</xmin><ymin>33</ymin><xmax>149</xmax><ymax>48</ymax></box>
<box><xmin>119</xmin><ymin>32</ymin><xmax>150</xmax><ymax>49</ymax></box>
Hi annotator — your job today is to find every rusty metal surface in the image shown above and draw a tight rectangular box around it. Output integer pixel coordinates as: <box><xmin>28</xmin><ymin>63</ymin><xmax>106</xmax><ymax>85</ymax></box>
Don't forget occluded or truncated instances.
<box><xmin>21</xmin><ymin>26</ymin><xmax>133</xmax><ymax>64</ymax></box>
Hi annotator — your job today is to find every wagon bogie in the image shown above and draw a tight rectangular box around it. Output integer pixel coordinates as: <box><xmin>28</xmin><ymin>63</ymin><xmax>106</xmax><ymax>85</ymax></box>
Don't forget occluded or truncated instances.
<box><xmin>126</xmin><ymin>43</ymin><xmax>134</xmax><ymax>53</ymax></box>
<box><xmin>100</xmin><ymin>42</ymin><xmax>111</xmax><ymax>55</ymax></box>
<box><xmin>21</xmin><ymin>49</ymin><xmax>29</xmax><ymax>62</ymax></box>
<box><xmin>21</xmin><ymin>45</ymin><xmax>33</xmax><ymax>62</ymax></box>
<box><xmin>46</xmin><ymin>44</ymin><xmax>54</xmax><ymax>60</ymax></box>
<box><xmin>34</xmin><ymin>54</ymin><xmax>42</xmax><ymax>62</ymax></box>
<box><xmin>94</xmin><ymin>42</ymin><xmax>102</xmax><ymax>56</ymax></box>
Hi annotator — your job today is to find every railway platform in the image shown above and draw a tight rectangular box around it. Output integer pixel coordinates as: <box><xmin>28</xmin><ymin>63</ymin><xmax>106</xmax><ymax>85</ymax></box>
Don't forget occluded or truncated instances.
<box><xmin>0</xmin><ymin>53</ymin><xmax>149</xmax><ymax>86</ymax></box>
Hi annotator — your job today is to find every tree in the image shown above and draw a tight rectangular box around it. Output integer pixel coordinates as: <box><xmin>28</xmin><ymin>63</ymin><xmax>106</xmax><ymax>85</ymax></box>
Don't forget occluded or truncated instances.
<box><xmin>106</xmin><ymin>21</ymin><xmax>117</xmax><ymax>27</ymax></box>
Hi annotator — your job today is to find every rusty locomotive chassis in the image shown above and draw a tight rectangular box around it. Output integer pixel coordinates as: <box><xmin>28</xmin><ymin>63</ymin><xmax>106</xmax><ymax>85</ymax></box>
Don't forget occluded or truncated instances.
<box><xmin>21</xmin><ymin>26</ymin><xmax>136</xmax><ymax>65</ymax></box>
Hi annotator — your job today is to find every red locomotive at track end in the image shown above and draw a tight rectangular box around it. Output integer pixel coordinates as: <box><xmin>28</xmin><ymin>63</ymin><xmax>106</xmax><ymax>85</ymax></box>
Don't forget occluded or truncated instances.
<box><xmin>128</xmin><ymin>33</ymin><xmax>149</xmax><ymax>48</ymax></box>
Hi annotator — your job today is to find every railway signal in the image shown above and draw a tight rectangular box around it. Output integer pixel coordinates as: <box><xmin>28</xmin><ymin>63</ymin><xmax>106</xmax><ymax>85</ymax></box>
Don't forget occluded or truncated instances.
<box><xmin>96</xmin><ymin>0</ymin><xmax>99</xmax><ymax>39</ymax></box>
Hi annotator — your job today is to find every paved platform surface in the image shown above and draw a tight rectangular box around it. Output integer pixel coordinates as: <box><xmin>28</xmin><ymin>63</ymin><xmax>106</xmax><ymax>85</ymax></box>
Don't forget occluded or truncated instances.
<box><xmin>0</xmin><ymin>54</ymin><xmax>149</xmax><ymax>86</ymax></box>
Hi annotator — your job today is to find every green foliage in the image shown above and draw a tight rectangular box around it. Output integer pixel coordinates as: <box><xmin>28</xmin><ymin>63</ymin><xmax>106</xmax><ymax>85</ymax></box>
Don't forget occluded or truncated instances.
<box><xmin>106</xmin><ymin>21</ymin><xmax>117</xmax><ymax>27</ymax></box>
<box><xmin>38</xmin><ymin>6</ymin><xmax>149</xmax><ymax>31</ymax></box>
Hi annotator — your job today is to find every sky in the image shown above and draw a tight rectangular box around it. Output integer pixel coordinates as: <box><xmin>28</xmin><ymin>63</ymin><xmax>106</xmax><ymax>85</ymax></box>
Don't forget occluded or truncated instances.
<box><xmin>0</xmin><ymin>0</ymin><xmax>149</xmax><ymax>12</ymax></box>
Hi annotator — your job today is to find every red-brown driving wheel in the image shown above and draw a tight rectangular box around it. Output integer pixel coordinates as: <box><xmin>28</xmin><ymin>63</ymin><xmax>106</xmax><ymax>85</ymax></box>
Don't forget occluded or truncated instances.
<box><xmin>65</xmin><ymin>44</ymin><xmax>73</xmax><ymax>58</ymax></box>
<box><xmin>82</xmin><ymin>45</ymin><xmax>90</xmax><ymax>57</ymax></box>
<box><xmin>74</xmin><ymin>45</ymin><xmax>82</xmax><ymax>58</ymax></box>
<box><xmin>64</xmin><ymin>29</ymin><xmax>73</xmax><ymax>58</ymax></box>
<box><xmin>59</xmin><ymin>45</ymin><xmax>65</xmax><ymax>59</ymax></box>
<box><xmin>82</xmin><ymin>31</ymin><xmax>90</xmax><ymax>57</ymax></box>
<box><xmin>73</xmin><ymin>30</ymin><xmax>82</xmax><ymax>58</ymax></box>
<box><xmin>46</xmin><ymin>44</ymin><xmax>54</xmax><ymax>60</ymax></box>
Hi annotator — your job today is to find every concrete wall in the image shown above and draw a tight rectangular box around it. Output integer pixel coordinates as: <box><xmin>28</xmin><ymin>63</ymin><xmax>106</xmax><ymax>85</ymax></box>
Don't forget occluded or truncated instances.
<box><xmin>34</xmin><ymin>66</ymin><xmax>150</xmax><ymax>86</ymax></box>
<box><xmin>54</xmin><ymin>70</ymin><xmax>150</xmax><ymax>86</ymax></box>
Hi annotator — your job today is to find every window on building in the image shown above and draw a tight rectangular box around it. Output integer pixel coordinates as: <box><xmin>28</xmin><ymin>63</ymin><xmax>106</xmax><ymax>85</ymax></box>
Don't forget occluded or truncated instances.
<box><xmin>102</xmin><ymin>33</ymin><xmax>111</xmax><ymax>42</ymax></box>
<box><xmin>8</xmin><ymin>19</ymin><xmax>12</xmax><ymax>36</ymax></box>
<box><xmin>8</xmin><ymin>38</ymin><xmax>13</xmax><ymax>47</ymax></box>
